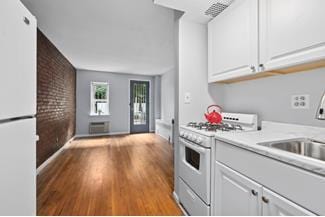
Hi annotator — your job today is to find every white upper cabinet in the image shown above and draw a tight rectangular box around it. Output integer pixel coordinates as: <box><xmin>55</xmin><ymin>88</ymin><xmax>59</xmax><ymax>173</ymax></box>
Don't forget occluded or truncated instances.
<box><xmin>208</xmin><ymin>0</ymin><xmax>258</xmax><ymax>83</ymax></box>
<box><xmin>260</xmin><ymin>0</ymin><xmax>325</xmax><ymax>70</ymax></box>
<box><xmin>0</xmin><ymin>0</ymin><xmax>37</xmax><ymax>120</ymax></box>
<box><xmin>262</xmin><ymin>188</ymin><xmax>316</xmax><ymax>216</ymax></box>
<box><xmin>259</xmin><ymin>0</ymin><xmax>325</xmax><ymax>71</ymax></box>
<box><xmin>208</xmin><ymin>0</ymin><xmax>325</xmax><ymax>83</ymax></box>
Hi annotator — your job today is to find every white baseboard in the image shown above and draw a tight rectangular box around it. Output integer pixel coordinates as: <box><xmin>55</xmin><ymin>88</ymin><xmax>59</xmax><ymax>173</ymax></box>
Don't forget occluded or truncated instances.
<box><xmin>173</xmin><ymin>191</ymin><xmax>179</xmax><ymax>202</ymax></box>
<box><xmin>173</xmin><ymin>191</ymin><xmax>188</xmax><ymax>215</ymax></box>
<box><xmin>155</xmin><ymin>120</ymin><xmax>173</xmax><ymax>143</ymax></box>
<box><xmin>74</xmin><ymin>131</ymin><xmax>129</xmax><ymax>138</ymax></box>
<box><xmin>156</xmin><ymin>133</ymin><xmax>169</xmax><ymax>141</ymax></box>
<box><xmin>36</xmin><ymin>136</ymin><xmax>75</xmax><ymax>175</ymax></box>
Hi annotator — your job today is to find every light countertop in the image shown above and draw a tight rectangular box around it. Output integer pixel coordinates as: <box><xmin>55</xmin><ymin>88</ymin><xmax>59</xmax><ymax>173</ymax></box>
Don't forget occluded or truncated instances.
<box><xmin>214</xmin><ymin>121</ymin><xmax>325</xmax><ymax>176</ymax></box>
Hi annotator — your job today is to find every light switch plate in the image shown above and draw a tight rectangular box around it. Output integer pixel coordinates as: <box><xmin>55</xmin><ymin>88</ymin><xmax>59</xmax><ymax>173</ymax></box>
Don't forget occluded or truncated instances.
<box><xmin>291</xmin><ymin>94</ymin><xmax>310</xmax><ymax>109</ymax></box>
<box><xmin>184</xmin><ymin>92</ymin><xmax>191</xmax><ymax>104</ymax></box>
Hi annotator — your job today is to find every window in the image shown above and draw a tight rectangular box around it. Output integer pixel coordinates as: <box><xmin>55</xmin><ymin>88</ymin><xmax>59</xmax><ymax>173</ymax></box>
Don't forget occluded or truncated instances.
<box><xmin>90</xmin><ymin>82</ymin><xmax>109</xmax><ymax>116</ymax></box>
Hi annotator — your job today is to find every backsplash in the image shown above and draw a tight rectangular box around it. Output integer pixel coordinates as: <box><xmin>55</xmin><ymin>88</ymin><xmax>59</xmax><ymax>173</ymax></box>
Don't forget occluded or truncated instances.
<box><xmin>221</xmin><ymin>68</ymin><xmax>325</xmax><ymax>128</ymax></box>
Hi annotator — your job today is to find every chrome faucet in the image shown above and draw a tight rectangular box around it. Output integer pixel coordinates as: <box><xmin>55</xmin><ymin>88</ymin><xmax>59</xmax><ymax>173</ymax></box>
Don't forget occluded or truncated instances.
<box><xmin>316</xmin><ymin>91</ymin><xmax>325</xmax><ymax>120</ymax></box>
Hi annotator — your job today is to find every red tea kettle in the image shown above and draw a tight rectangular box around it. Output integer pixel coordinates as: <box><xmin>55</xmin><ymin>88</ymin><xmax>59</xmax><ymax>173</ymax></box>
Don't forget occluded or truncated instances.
<box><xmin>204</xmin><ymin>105</ymin><xmax>222</xmax><ymax>124</ymax></box>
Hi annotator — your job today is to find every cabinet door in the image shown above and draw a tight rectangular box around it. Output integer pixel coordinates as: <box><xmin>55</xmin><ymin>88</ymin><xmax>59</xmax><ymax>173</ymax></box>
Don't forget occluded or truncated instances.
<box><xmin>260</xmin><ymin>0</ymin><xmax>325</xmax><ymax>71</ymax></box>
<box><xmin>262</xmin><ymin>188</ymin><xmax>316</xmax><ymax>216</ymax></box>
<box><xmin>214</xmin><ymin>161</ymin><xmax>262</xmax><ymax>216</ymax></box>
<box><xmin>0</xmin><ymin>0</ymin><xmax>37</xmax><ymax>120</ymax></box>
<box><xmin>208</xmin><ymin>0</ymin><xmax>258</xmax><ymax>83</ymax></box>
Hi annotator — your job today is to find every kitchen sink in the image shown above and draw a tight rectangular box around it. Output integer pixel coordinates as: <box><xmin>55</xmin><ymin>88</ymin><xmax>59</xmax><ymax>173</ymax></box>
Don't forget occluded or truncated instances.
<box><xmin>258</xmin><ymin>138</ymin><xmax>325</xmax><ymax>162</ymax></box>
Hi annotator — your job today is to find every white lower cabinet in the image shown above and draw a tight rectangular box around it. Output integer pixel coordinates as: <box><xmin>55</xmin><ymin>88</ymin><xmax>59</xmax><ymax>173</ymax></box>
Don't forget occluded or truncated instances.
<box><xmin>214</xmin><ymin>161</ymin><xmax>315</xmax><ymax>216</ymax></box>
<box><xmin>214</xmin><ymin>161</ymin><xmax>262</xmax><ymax>215</ymax></box>
<box><xmin>262</xmin><ymin>188</ymin><xmax>315</xmax><ymax>216</ymax></box>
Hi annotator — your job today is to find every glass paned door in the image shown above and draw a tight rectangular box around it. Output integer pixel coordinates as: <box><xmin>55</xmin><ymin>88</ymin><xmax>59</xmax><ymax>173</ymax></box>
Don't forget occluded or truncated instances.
<box><xmin>130</xmin><ymin>80</ymin><xmax>150</xmax><ymax>133</ymax></box>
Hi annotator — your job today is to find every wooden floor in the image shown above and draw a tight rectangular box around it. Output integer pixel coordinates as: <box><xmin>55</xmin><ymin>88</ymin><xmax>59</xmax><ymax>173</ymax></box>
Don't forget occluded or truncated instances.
<box><xmin>37</xmin><ymin>133</ymin><xmax>182</xmax><ymax>216</ymax></box>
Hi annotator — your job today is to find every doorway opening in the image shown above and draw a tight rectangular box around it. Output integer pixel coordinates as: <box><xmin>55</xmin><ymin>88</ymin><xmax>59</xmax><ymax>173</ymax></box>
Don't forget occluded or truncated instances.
<box><xmin>130</xmin><ymin>80</ymin><xmax>150</xmax><ymax>133</ymax></box>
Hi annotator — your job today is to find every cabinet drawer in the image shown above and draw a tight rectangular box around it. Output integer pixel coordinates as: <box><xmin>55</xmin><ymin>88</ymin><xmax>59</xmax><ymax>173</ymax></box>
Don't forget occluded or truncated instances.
<box><xmin>215</xmin><ymin>140</ymin><xmax>325</xmax><ymax>215</ymax></box>
<box><xmin>179</xmin><ymin>178</ymin><xmax>210</xmax><ymax>216</ymax></box>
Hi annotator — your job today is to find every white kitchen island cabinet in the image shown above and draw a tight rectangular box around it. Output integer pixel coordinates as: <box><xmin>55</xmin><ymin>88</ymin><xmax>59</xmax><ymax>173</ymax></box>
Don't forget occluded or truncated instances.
<box><xmin>259</xmin><ymin>0</ymin><xmax>325</xmax><ymax>72</ymax></box>
<box><xmin>208</xmin><ymin>0</ymin><xmax>258</xmax><ymax>83</ymax></box>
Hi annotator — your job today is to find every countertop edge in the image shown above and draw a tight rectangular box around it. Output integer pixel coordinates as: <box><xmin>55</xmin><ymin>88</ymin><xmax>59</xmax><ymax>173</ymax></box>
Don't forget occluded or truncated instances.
<box><xmin>214</xmin><ymin>135</ymin><xmax>325</xmax><ymax>177</ymax></box>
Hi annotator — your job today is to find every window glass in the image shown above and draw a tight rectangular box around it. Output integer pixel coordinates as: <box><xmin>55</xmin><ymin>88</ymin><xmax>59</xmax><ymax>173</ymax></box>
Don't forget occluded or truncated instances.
<box><xmin>91</xmin><ymin>82</ymin><xmax>109</xmax><ymax>115</ymax></box>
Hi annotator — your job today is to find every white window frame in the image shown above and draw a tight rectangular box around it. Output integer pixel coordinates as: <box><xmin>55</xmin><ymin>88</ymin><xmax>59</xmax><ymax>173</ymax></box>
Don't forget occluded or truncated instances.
<box><xmin>90</xmin><ymin>81</ymin><xmax>110</xmax><ymax>116</ymax></box>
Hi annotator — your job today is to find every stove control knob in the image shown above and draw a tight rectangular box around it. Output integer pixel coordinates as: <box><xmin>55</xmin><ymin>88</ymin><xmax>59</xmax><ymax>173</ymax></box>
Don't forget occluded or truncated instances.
<box><xmin>180</xmin><ymin>131</ymin><xmax>184</xmax><ymax>137</ymax></box>
<box><xmin>192</xmin><ymin>135</ymin><xmax>197</xmax><ymax>141</ymax></box>
<box><xmin>197</xmin><ymin>137</ymin><xmax>203</xmax><ymax>144</ymax></box>
<box><xmin>184</xmin><ymin>132</ymin><xmax>188</xmax><ymax>138</ymax></box>
<box><xmin>188</xmin><ymin>134</ymin><xmax>193</xmax><ymax>140</ymax></box>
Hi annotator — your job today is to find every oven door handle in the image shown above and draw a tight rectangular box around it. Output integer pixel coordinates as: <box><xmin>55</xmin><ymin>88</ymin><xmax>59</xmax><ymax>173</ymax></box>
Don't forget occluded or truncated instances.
<box><xmin>180</xmin><ymin>138</ymin><xmax>206</xmax><ymax>154</ymax></box>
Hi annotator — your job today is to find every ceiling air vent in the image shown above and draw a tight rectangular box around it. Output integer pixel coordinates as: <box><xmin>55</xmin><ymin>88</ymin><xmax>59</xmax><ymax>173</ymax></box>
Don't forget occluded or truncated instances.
<box><xmin>205</xmin><ymin>0</ymin><xmax>234</xmax><ymax>18</ymax></box>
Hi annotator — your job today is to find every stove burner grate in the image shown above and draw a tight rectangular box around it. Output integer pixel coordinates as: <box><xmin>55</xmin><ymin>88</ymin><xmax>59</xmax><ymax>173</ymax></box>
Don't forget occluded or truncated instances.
<box><xmin>186</xmin><ymin>122</ymin><xmax>243</xmax><ymax>132</ymax></box>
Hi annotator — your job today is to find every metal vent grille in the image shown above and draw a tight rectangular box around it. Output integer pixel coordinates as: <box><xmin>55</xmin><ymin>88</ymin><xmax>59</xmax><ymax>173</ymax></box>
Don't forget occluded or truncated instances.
<box><xmin>205</xmin><ymin>0</ymin><xmax>233</xmax><ymax>18</ymax></box>
<box><xmin>89</xmin><ymin>121</ymin><xmax>109</xmax><ymax>134</ymax></box>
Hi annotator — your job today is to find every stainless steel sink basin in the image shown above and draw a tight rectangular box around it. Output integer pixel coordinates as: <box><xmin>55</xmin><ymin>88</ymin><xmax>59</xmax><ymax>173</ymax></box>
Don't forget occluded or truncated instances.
<box><xmin>258</xmin><ymin>138</ymin><xmax>325</xmax><ymax>162</ymax></box>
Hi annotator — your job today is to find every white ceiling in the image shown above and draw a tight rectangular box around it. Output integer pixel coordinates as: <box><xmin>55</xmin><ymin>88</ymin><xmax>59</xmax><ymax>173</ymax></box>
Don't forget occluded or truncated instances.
<box><xmin>21</xmin><ymin>0</ymin><xmax>176</xmax><ymax>75</ymax></box>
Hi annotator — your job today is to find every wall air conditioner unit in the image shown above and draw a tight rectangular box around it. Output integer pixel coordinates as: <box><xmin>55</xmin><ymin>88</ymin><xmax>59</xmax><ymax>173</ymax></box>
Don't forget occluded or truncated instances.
<box><xmin>89</xmin><ymin>122</ymin><xmax>109</xmax><ymax>134</ymax></box>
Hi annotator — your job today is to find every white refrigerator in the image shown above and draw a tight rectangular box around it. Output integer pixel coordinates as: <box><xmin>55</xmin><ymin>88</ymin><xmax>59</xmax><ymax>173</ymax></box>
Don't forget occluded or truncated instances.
<box><xmin>0</xmin><ymin>0</ymin><xmax>37</xmax><ymax>215</ymax></box>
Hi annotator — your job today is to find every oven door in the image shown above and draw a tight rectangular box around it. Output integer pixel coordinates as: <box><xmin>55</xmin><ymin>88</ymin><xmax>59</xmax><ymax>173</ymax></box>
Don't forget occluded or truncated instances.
<box><xmin>179</xmin><ymin>137</ymin><xmax>211</xmax><ymax>204</ymax></box>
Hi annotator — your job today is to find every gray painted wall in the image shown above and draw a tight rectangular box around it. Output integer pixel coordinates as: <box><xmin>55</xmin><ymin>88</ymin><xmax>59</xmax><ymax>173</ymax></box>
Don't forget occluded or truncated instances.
<box><xmin>161</xmin><ymin>68</ymin><xmax>175</xmax><ymax>124</ymax></box>
<box><xmin>76</xmin><ymin>69</ymin><xmax>156</xmax><ymax>135</ymax></box>
<box><xmin>222</xmin><ymin>68</ymin><xmax>325</xmax><ymax>128</ymax></box>
<box><xmin>154</xmin><ymin>75</ymin><xmax>161</xmax><ymax>120</ymax></box>
<box><xmin>175</xmin><ymin>18</ymin><xmax>223</xmax><ymax>197</ymax></box>
<box><xmin>179</xmin><ymin>20</ymin><xmax>223</xmax><ymax>125</ymax></box>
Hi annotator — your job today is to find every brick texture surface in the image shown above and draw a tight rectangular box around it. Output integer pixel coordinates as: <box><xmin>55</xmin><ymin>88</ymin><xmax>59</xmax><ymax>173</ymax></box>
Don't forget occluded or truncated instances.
<box><xmin>37</xmin><ymin>30</ymin><xmax>76</xmax><ymax>167</ymax></box>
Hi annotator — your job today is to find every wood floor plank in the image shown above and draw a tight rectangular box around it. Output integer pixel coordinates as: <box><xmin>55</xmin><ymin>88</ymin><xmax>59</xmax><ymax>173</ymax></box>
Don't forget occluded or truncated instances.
<box><xmin>37</xmin><ymin>133</ymin><xmax>182</xmax><ymax>216</ymax></box>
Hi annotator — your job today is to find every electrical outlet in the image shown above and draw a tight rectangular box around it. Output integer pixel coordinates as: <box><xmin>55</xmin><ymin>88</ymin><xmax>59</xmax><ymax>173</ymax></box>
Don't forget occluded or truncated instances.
<box><xmin>291</xmin><ymin>94</ymin><xmax>310</xmax><ymax>109</ymax></box>
<box><xmin>184</xmin><ymin>92</ymin><xmax>191</xmax><ymax>104</ymax></box>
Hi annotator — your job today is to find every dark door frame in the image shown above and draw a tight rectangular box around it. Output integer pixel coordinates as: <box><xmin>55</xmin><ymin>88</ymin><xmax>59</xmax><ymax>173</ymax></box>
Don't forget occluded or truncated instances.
<box><xmin>130</xmin><ymin>80</ymin><xmax>150</xmax><ymax>134</ymax></box>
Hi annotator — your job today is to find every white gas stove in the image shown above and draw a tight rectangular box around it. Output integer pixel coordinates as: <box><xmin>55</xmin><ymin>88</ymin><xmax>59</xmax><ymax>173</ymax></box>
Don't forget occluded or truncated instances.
<box><xmin>180</xmin><ymin>113</ymin><xmax>258</xmax><ymax>146</ymax></box>
<box><xmin>178</xmin><ymin>113</ymin><xmax>258</xmax><ymax>216</ymax></box>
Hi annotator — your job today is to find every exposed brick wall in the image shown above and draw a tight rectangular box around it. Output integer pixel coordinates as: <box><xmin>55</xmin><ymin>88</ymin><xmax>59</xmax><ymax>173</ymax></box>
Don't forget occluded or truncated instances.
<box><xmin>37</xmin><ymin>30</ymin><xmax>76</xmax><ymax>167</ymax></box>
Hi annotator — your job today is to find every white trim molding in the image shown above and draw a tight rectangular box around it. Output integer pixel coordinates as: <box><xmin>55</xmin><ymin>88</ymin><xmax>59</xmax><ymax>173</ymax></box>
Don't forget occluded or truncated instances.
<box><xmin>155</xmin><ymin>119</ymin><xmax>173</xmax><ymax>143</ymax></box>
<box><xmin>36</xmin><ymin>136</ymin><xmax>75</xmax><ymax>175</ymax></box>
<box><xmin>74</xmin><ymin>131</ymin><xmax>130</xmax><ymax>139</ymax></box>
<box><xmin>173</xmin><ymin>191</ymin><xmax>188</xmax><ymax>215</ymax></box>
